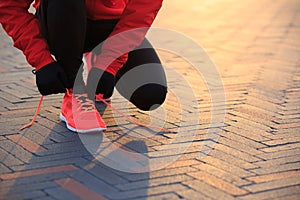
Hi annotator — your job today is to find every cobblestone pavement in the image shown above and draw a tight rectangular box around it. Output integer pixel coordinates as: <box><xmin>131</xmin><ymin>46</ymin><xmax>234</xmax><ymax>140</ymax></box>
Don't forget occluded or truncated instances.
<box><xmin>1</xmin><ymin>0</ymin><xmax>300</xmax><ymax>199</ymax></box>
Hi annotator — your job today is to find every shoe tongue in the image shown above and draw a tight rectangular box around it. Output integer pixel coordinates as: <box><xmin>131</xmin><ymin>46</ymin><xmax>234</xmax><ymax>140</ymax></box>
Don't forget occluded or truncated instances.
<box><xmin>75</xmin><ymin>94</ymin><xmax>95</xmax><ymax>112</ymax></box>
<box><xmin>76</xmin><ymin>94</ymin><xmax>89</xmax><ymax>103</ymax></box>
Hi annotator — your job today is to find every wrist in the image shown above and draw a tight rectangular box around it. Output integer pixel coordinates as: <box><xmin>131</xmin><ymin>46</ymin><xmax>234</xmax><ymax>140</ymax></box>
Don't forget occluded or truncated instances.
<box><xmin>35</xmin><ymin>57</ymin><xmax>55</xmax><ymax>71</ymax></box>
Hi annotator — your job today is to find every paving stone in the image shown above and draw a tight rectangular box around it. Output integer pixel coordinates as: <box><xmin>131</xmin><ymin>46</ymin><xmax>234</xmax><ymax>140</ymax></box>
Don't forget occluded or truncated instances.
<box><xmin>255</xmin><ymin>148</ymin><xmax>300</xmax><ymax>160</ymax></box>
<box><xmin>250</xmin><ymin>162</ymin><xmax>300</xmax><ymax>175</ymax></box>
<box><xmin>279</xmin><ymin>194</ymin><xmax>300</xmax><ymax>200</ymax></box>
<box><xmin>115</xmin><ymin>174</ymin><xmax>193</xmax><ymax>191</ymax></box>
<box><xmin>201</xmin><ymin>156</ymin><xmax>255</xmax><ymax>177</ymax></box>
<box><xmin>0</xmin><ymin>172</ymin><xmax>69</xmax><ymax>188</ymax></box>
<box><xmin>192</xmin><ymin>163</ymin><xmax>251</xmax><ymax>186</ymax></box>
<box><xmin>0</xmin><ymin>147</ymin><xmax>24</xmax><ymax>166</ymax></box>
<box><xmin>108</xmin><ymin>183</ymin><xmax>188</xmax><ymax>200</ymax></box>
<box><xmin>120</xmin><ymin>166</ymin><xmax>198</xmax><ymax>182</ymax></box>
<box><xmin>54</xmin><ymin>178</ymin><xmax>107</xmax><ymax>200</ymax></box>
<box><xmin>224</xmin><ymin>125</ymin><xmax>271</xmax><ymax>142</ymax></box>
<box><xmin>65</xmin><ymin>169</ymin><xmax>119</xmax><ymax>196</ymax></box>
<box><xmin>80</xmin><ymin>161</ymin><xmax>129</xmax><ymax>185</ymax></box>
<box><xmin>0</xmin><ymin>165</ymin><xmax>78</xmax><ymax>180</ymax></box>
<box><xmin>217</xmin><ymin>136</ymin><xmax>265</xmax><ymax>156</ymax></box>
<box><xmin>220</xmin><ymin>130</ymin><xmax>268</xmax><ymax>149</ymax></box>
<box><xmin>188</xmin><ymin>171</ymin><xmax>248</xmax><ymax>196</ymax></box>
<box><xmin>0</xmin><ymin>163</ymin><xmax>12</xmax><ymax>174</ymax></box>
<box><xmin>30</xmin><ymin>150</ymin><xmax>91</xmax><ymax>164</ymax></box>
<box><xmin>44</xmin><ymin>187</ymin><xmax>80</xmax><ymax>200</ymax></box>
<box><xmin>135</xmin><ymin>193</ymin><xmax>181</xmax><ymax>200</ymax></box>
<box><xmin>246</xmin><ymin>170</ymin><xmax>300</xmax><ymax>183</ymax></box>
<box><xmin>10</xmin><ymin>157</ymin><xmax>89</xmax><ymax>171</ymax></box>
<box><xmin>182</xmin><ymin>180</ymin><xmax>236</xmax><ymax>200</ymax></box>
<box><xmin>227</xmin><ymin>114</ymin><xmax>273</xmax><ymax>133</ymax></box>
<box><xmin>242</xmin><ymin>177</ymin><xmax>300</xmax><ymax>193</ymax></box>
<box><xmin>2</xmin><ymin>191</ymin><xmax>47</xmax><ymax>200</ymax></box>
<box><xmin>163</xmin><ymin>159</ymin><xmax>200</xmax><ymax>169</ymax></box>
<box><xmin>1</xmin><ymin>0</ymin><xmax>300</xmax><ymax>199</ymax></box>
<box><xmin>32</xmin><ymin>196</ymin><xmax>57</xmax><ymax>200</ymax></box>
<box><xmin>213</xmin><ymin>143</ymin><xmax>262</xmax><ymax>163</ymax></box>
<box><xmin>259</xmin><ymin>142</ymin><xmax>300</xmax><ymax>153</ymax></box>
<box><xmin>175</xmin><ymin>189</ymin><xmax>212</xmax><ymax>200</ymax></box>
<box><xmin>6</xmin><ymin>134</ymin><xmax>46</xmax><ymax>153</ymax></box>
<box><xmin>262</xmin><ymin>137</ymin><xmax>300</xmax><ymax>146</ymax></box>
<box><xmin>1</xmin><ymin>181</ymin><xmax>57</xmax><ymax>197</ymax></box>
<box><xmin>253</xmin><ymin>154</ymin><xmax>300</xmax><ymax>167</ymax></box>
<box><xmin>267</xmin><ymin>131</ymin><xmax>300</xmax><ymax>140</ymax></box>
<box><xmin>209</xmin><ymin>148</ymin><xmax>259</xmax><ymax>170</ymax></box>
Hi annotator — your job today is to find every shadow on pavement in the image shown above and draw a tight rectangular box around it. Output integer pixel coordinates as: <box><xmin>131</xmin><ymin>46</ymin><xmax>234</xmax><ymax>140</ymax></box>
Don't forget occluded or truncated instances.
<box><xmin>3</xmin><ymin>110</ymin><xmax>150</xmax><ymax>199</ymax></box>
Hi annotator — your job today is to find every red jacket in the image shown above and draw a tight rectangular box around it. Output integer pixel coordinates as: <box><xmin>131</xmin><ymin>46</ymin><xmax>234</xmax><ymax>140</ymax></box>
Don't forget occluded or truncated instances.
<box><xmin>0</xmin><ymin>0</ymin><xmax>163</xmax><ymax>74</ymax></box>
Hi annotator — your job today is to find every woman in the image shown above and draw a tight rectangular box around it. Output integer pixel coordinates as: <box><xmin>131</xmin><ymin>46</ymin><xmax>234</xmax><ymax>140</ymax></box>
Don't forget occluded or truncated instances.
<box><xmin>0</xmin><ymin>0</ymin><xmax>167</xmax><ymax>133</ymax></box>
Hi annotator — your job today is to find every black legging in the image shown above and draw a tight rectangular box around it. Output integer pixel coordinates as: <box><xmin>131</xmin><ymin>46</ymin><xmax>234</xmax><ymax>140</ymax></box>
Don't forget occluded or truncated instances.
<box><xmin>36</xmin><ymin>0</ymin><xmax>167</xmax><ymax>111</ymax></box>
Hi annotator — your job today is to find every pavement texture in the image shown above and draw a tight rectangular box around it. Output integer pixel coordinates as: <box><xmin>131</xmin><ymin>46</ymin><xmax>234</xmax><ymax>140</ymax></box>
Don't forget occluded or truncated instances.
<box><xmin>0</xmin><ymin>0</ymin><xmax>300</xmax><ymax>199</ymax></box>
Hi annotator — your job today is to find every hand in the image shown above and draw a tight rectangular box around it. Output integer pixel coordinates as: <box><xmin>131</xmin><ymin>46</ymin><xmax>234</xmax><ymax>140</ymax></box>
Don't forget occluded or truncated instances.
<box><xmin>87</xmin><ymin>68</ymin><xmax>115</xmax><ymax>99</ymax></box>
<box><xmin>36</xmin><ymin>62</ymin><xmax>68</xmax><ymax>95</ymax></box>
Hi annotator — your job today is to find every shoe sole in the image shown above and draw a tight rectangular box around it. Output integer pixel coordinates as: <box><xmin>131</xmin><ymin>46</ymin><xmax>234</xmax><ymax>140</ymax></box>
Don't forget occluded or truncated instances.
<box><xmin>59</xmin><ymin>114</ymin><xmax>106</xmax><ymax>133</ymax></box>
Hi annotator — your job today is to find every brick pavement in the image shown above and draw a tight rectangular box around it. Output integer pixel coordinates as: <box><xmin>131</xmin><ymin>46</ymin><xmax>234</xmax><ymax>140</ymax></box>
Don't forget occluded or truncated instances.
<box><xmin>1</xmin><ymin>0</ymin><xmax>300</xmax><ymax>199</ymax></box>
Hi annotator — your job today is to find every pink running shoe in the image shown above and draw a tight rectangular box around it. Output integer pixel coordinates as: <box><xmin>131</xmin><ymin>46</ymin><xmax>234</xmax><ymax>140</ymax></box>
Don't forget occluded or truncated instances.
<box><xmin>60</xmin><ymin>89</ymin><xmax>106</xmax><ymax>133</ymax></box>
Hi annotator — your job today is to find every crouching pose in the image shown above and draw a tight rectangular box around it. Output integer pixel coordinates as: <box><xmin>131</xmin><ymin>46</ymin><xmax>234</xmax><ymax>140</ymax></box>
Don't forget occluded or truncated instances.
<box><xmin>0</xmin><ymin>0</ymin><xmax>167</xmax><ymax>133</ymax></box>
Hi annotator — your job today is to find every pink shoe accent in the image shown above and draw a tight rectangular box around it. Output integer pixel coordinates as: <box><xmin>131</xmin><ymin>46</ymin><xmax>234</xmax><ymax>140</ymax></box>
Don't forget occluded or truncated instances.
<box><xmin>60</xmin><ymin>89</ymin><xmax>106</xmax><ymax>133</ymax></box>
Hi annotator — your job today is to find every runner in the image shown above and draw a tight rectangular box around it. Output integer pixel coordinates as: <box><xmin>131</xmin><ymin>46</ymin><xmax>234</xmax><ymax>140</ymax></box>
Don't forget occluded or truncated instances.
<box><xmin>0</xmin><ymin>0</ymin><xmax>168</xmax><ymax>133</ymax></box>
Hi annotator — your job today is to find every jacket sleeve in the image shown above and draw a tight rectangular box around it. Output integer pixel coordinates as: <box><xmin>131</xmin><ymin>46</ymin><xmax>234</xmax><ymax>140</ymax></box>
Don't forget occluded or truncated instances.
<box><xmin>0</xmin><ymin>0</ymin><xmax>54</xmax><ymax>70</ymax></box>
<box><xmin>95</xmin><ymin>0</ymin><xmax>163</xmax><ymax>76</ymax></box>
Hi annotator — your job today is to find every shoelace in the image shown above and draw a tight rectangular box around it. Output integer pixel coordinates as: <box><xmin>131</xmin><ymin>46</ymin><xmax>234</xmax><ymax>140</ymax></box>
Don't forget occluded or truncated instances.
<box><xmin>20</xmin><ymin>91</ymin><xmax>171</xmax><ymax>133</ymax></box>
<box><xmin>97</xmin><ymin>96</ymin><xmax>171</xmax><ymax>133</ymax></box>
<box><xmin>74</xmin><ymin>94</ymin><xmax>95</xmax><ymax>112</ymax></box>
<box><xmin>19</xmin><ymin>95</ymin><xmax>44</xmax><ymax>131</ymax></box>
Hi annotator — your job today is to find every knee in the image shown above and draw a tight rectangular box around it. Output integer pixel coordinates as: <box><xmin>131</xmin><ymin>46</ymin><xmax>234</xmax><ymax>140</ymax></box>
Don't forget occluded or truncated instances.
<box><xmin>130</xmin><ymin>84</ymin><xmax>167</xmax><ymax>111</ymax></box>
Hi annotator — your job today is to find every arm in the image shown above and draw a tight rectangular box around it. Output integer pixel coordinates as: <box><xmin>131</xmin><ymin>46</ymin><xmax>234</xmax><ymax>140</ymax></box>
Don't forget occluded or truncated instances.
<box><xmin>0</xmin><ymin>0</ymin><xmax>54</xmax><ymax>70</ymax></box>
<box><xmin>94</xmin><ymin>0</ymin><xmax>163</xmax><ymax>75</ymax></box>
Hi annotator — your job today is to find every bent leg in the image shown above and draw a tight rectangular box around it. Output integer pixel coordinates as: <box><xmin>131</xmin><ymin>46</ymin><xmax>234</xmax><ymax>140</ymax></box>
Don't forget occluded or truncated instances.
<box><xmin>36</xmin><ymin>0</ymin><xmax>86</xmax><ymax>87</ymax></box>
<box><xmin>115</xmin><ymin>39</ymin><xmax>168</xmax><ymax>111</ymax></box>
